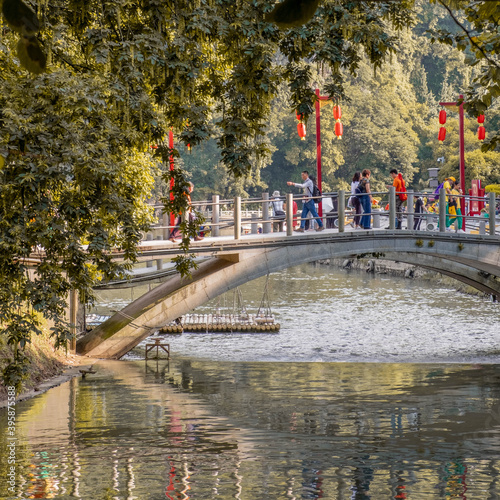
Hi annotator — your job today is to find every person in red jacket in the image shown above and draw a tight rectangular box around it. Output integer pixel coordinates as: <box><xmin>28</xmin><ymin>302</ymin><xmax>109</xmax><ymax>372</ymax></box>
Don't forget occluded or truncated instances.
<box><xmin>389</xmin><ymin>169</ymin><xmax>407</xmax><ymax>229</ymax></box>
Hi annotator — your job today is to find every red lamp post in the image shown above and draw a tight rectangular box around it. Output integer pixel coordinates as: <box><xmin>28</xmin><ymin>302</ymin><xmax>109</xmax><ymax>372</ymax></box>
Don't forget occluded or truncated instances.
<box><xmin>297</xmin><ymin>90</ymin><xmax>343</xmax><ymax>216</ymax></box>
<box><xmin>314</xmin><ymin>88</ymin><xmax>333</xmax><ymax>216</ymax></box>
<box><xmin>438</xmin><ymin>95</ymin><xmax>466</xmax><ymax>230</ymax></box>
<box><xmin>168</xmin><ymin>129</ymin><xmax>175</xmax><ymax>227</ymax></box>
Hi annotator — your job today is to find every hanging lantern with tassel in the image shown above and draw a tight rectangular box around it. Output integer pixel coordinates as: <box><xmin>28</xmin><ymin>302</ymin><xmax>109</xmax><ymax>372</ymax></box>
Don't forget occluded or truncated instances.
<box><xmin>438</xmin><ymin>127</ymin><xmax>446</xmax><ymax>142</ymax></box>
<box><xmin>478</xmin><ymin>126</ymin><xmax>486</xmax><ymax>141</ymax></box>
<box><xmin>439</xmin><ymin>110</ymin><xmax>447</xmax><ymax>125</ymax></box>
<box><xmin>477</xmin><ymin>114</ymin><xmax>485</xmax><ymax>124</ymax></box>
<box><xmin>333</xmin><ymin>104</ymin><xmax>342</xmax><ymax>121</ymax></box>
<box><xmin>334</xmin><ymin>121</ymin><xmax>343</xmax><ymax>139</ymax></box>
<box><xmin>297</xmin><ymin>122</ymin><xmax>306</xmax><ymax>140</ymax></box>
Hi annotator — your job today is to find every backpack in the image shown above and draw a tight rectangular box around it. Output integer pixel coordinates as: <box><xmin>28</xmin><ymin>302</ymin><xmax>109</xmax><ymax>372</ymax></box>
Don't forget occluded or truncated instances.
<box><xmin>398</xmin><ymin>173</ymin><xmax>407</xmax><ymax>201</ymax></box>
<box><xmin>356</xmin><ymin>178</ymin><xmax>367</xmax><ymax>197</ymax></box>
<box><xmin>311</xmin><ymin>183</ymin><xmax>321</xmax><ymax>199</ymax></box>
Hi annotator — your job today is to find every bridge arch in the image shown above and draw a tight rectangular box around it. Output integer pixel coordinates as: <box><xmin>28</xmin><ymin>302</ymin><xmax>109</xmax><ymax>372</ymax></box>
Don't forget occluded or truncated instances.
<box><xmin>77</xmin><ymin>233</ymin><xmax>500</xmax><ymax>359</ymax></box>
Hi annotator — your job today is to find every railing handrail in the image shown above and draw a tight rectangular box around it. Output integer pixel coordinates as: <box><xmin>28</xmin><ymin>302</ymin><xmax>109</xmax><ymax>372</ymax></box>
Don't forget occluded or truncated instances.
<box><xmin>143</xmin><ymin>189</ymin><xmax>498</xmax><ymax>239</ymax></box>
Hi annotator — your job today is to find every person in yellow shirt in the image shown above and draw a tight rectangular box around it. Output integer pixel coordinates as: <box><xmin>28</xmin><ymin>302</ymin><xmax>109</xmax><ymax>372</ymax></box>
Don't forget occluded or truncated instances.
<box><xmin>448</xmin><ymin>180</ymin><xmax>463</xmax><ymax>230</ymax></box>
<box><xmin>441</xmin><ymin>176</ymin><xmax>455</xmax><ymax>228</ymax></box>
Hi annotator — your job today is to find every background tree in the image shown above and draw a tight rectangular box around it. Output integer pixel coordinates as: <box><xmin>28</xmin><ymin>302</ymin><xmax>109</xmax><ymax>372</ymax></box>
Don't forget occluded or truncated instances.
<box><xmin>1</xmin><ymin>0</ymin><xmax>498</xmax><ymax>389</ymax></box>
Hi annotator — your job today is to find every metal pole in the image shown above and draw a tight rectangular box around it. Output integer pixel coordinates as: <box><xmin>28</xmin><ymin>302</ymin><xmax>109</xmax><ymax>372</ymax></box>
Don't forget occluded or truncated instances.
<box><xmin>389</xmin><ymin>186</ymin><xmax>396</xmax><ymax>230</ymax></box>
<box><xmin>234</xmin><ymin>196</ymin><xmax>241</xmax><ymax>240</ymax></box>
<box><xmin>489</xmin><ymin>191</ymin><xmax>496</xmax><ymax>236</ymax></box>
<box><xmin>315</xmin><ymin>88</ymin><xmax>323</xmax><ymax>217</ymax></box>
<box><xmin>458</xmin><ymin>95</ymin><xmax>466</xmax><ymax>230</ymax></box>
<box><xmin>262</xmin><ymin>192</ymin><xmax>271</xmax><ymax>234</ymax></box>
<box><xmin>212</xmin><ymin>194</ymin><xmax>220</xmax><ymax>237</ymax></box>
<box><xmin>439</xmin><ymin>188</ymin><xmax>446</xmax><ymax>232</ymax></box>
<box><xmin>407</xmin><ymin>190</ymin><xmax>414</xmax><ymax>231</ymax></box>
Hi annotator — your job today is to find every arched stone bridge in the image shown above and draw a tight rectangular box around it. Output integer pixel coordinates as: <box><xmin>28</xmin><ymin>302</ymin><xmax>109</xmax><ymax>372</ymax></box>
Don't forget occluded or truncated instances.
<box><xmin>77</xmin><ymin>229</ymin><xmax>500</xmax><ymax>359</ymax></box>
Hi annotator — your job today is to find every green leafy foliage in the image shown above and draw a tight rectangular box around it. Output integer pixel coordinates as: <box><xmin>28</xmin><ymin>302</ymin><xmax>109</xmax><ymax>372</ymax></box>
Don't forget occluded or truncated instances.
<box><xmin>0</xmin><ymin>0</ymin><xmax>498</xmax><ymax>388</ymax></box>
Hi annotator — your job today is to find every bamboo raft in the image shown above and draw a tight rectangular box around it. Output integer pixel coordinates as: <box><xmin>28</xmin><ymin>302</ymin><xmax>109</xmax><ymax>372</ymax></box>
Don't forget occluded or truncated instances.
<box><xmin>159</xmin><ymin>313</ymin><xmax>280</xmax><ymax>334</ymax></box>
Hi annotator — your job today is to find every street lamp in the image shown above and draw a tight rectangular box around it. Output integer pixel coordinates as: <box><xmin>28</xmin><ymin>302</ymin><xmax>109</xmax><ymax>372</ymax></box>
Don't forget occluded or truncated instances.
<box><xmin>296</xmin><ymin>89</ymin><xmax>343</xmax><ymax>217</ymax></box>
<box><xmin>168</xmin><ymin>128</ymin><xmax>175</xmax><ymax>228</ymax></box>
<box><xmin>438</xmin><ymin>94</ymin><xmax>466</xmax><ymax>230</ymax></box>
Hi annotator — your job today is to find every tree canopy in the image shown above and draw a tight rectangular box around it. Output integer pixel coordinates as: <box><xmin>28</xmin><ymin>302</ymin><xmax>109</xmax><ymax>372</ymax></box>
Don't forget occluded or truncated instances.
<box><xmin>0</xmin><ymin>0</ymin><xmax>499</xmax><ymax>388</ymax></box>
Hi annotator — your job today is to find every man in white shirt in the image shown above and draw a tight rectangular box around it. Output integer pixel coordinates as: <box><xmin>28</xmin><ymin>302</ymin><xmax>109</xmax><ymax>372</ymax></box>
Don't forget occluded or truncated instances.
<box><xmin>287</xmin><ymin>171</ymin><xmax>324</xmax><ymax>232</ymax></box>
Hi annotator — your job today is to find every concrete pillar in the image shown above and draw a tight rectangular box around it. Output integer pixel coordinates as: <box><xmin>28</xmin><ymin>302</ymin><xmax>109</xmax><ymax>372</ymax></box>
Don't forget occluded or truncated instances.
<box><xmin>234</xmin><ymin>196</ymin><xmax>241</xmax><ymax>240</ymax></box>
<box><xmin>286</xmin><ymin>193</ymin><xmax>293</xmax><ymax>236</ymax></box>
<box><xmin>389</xmin><ymin>186</ymin><xmax>396</xmax><ymax>230</ymax></box>
<box><xmin>338</xmin><ymin>190</ymin><xmax>345</xmax><ymax>233</ymax></box>
<box><xmin>212</xmin><ymin>195</ymin><xmax>220</xmax><ymax>237</ymax></box>
<box><xmin>146</xmin><ymin>260</ymin><xmax>153</xmax><ymax>268</ymax></box>
<box><xmin>439</xmin><ymin>188</ymin><xmax>446</xmax><ymax>232</ymax></box>
<box><xmin>489</xmin><ymin>191</ymin><xmax>496</xmax><ymax>236</ymax></box>
<box><xmin>262</xmin><ymin>192</ymin><xmax>271</xmax><ymax>234</ymax></box>
<box><xmin>251</xmin><ymin>213</ymin><xmax>259</xmax><ymax>234</ymax></box>
<box><xmin>156</xmin><ymin>259</ymin><xmax>163</xmax><ymax>270</ymax></box>
<box><xmin>407</xmin><ymin>190</ymin><xmax>414</xmax><ymax>231</ymax></box>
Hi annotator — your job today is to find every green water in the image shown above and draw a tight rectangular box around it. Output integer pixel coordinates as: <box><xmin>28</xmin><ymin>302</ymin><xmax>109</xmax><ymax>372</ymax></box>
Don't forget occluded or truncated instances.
<box><xmin>2</xmin><ymin>264</ymin><xmax>500</xmax><ymax>499</ymax></box>
<box><xmin>1</xmin><ymin>359</ymin><xmax>500</xmax><ymax>499</ymax></box>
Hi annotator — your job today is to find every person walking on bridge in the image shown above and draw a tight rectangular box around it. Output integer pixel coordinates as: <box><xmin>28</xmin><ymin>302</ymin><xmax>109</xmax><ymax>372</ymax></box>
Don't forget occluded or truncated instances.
<box><xmin>389</xmin><ymin>169</ymin><xmax>407</xmax><ymax>229</ymax></box>
<box><xmin>357</xmin><ymin>169</ymin><xmax>373</xmax><ymax>230</ymax></box>
<box><xmin>287</xmin><ymin>171</ymin><xmax>324</xmax><ymax>232</ymax></box>
<box><xmin>169</xmin><ymin>182</ymin><xmax>204</xmax><ymax>242</ymax></box>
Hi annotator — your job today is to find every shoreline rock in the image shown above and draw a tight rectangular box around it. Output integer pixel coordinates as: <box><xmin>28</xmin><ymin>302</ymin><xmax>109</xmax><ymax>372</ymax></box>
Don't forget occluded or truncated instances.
<box><xmin>0</xmin><ymin>353</ymin><xmax>99</xmax><ymax>408</ymax></box>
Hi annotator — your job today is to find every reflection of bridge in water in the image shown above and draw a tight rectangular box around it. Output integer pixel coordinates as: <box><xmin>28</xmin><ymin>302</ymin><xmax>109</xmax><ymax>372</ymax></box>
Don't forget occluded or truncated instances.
<box><xmin>77</xmin><ymin>220</ymin><xmax>500</xmax><ymax>359</ymax></box>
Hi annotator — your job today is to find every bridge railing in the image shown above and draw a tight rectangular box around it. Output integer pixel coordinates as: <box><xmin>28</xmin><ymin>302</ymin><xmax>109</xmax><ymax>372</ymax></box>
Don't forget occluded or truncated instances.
<box><xmin>143</xmin><ymin>189</ymin><xmax>499</xmax><ymax>241</ymax></box>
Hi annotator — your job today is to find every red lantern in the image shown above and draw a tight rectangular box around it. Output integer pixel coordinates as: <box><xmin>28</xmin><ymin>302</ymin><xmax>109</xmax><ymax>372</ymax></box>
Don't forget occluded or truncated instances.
<box><xmin>334</xmin><ymin>121</ymin><xmax>343</xmax><ymax>139</ymax></box>
<box><xmin>150</xmin><ymin>144</ymin><xmax>158</xmax><ymax>149</ymax></box>
<box><xmin>296</xmin><ymin>110</ymin><xmax>303</xmax><ymax>121</ymax></box>
<box><xmin>477</xmin><ymin>114</ymin><xmax>485</xmax><ymax>124</ymax></box>
<box><xmin>439</xmin><ymin>110</ymin><xmax>447</xmax><ymax>125</ymax></box>
<box><xmin>333</xmin><ymin>105</ymin><xmax>342</xmax><ymax>121</ymax></box>
<box><xmin>478</xmin><ymin>126</ymin><xmax>486</xmax><ymax>141</ymax></box>
<box><xmin>438</xmin><ymin>127</ymin><xmax>446</xmax><ymax>142</ymax></box>
<box><xmin>187</xmin><ymin>144</ymin><xmax>192</xmax><ymax>152</ymax></box>
<box><xmin>297</xmin><ymin>122</ymin><xmax>306</xmax><ymax>140</ymax></box>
